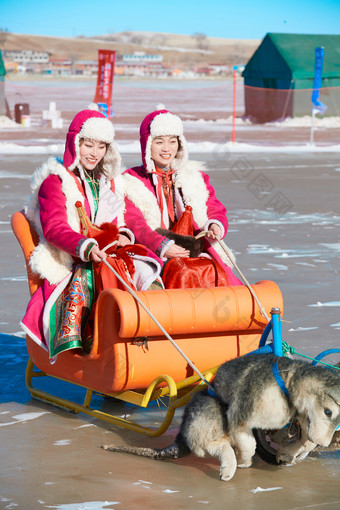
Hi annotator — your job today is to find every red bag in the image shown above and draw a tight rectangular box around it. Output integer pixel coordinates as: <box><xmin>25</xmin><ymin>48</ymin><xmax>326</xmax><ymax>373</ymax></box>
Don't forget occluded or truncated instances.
<box><xmin>162</xmin><ymin>257</ymin><xmax>229</xmax><ymax>289</ymax></box>
<box><xmin>160</xmin><ymin>205</ymin><xmax>230</xmax><ymax>289</ymax></box>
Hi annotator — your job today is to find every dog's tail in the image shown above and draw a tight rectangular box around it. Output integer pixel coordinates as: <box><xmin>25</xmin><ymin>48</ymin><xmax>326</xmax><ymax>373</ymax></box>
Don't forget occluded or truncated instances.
<box><xmin>100</xmin><ymin>434</ymin><xmax>191</xmax><ymax>460</ymax></box>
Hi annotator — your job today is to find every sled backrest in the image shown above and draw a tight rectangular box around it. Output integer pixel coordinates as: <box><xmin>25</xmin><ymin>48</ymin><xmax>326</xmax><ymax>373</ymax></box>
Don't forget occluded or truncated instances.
<box><xmin>11</xmin><ymin>210</ymin><xmax>43</xmax><ymax>296</ymax></box>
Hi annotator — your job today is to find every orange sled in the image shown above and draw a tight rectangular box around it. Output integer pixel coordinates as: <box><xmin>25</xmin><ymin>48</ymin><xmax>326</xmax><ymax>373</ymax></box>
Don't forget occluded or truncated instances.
<box><xmin>12</xmin><ymin>210</ymin><xmax>284</xmax><ymax>436</ymax></box>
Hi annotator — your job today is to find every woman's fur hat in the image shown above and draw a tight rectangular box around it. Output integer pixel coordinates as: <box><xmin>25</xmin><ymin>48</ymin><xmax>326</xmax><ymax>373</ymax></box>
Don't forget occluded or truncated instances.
<box><xmin>63</xmin><ymin>104</ymin><xmax>121</xmax><ymax>179</ymax></box>
<box><xmin>139</xmin><ymin>104</ymin><xmax>188</xmax><ymax>173</ymax></box>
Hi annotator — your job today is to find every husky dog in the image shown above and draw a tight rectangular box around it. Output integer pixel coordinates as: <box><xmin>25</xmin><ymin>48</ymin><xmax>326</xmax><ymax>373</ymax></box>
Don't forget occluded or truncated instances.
<box><xmin>213</xmin><ymin>353</ymin><xmax>340</xmax><ymax>467</ymax></box>
<box><xmin>101</xmin><ymin>354</ymin><xmax>340</xmax><ymax>481</ymax></box>
<box><xmin>102</xmin><ymin>390</ymin><xmax>238</xmax><ymax>481</ymax></box>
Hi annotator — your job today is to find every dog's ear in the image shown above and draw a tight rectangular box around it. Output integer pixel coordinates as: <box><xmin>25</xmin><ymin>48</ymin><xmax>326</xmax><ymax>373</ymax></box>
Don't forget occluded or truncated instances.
<box><xmin>325</xmin><ymin>385</ymin><xmax>340</xmax><ymax>406</ymax></box>
<box><xmin>156</xmin><ymin>228</ymin><xmax>204</xmax><ymax>257</ymax></box>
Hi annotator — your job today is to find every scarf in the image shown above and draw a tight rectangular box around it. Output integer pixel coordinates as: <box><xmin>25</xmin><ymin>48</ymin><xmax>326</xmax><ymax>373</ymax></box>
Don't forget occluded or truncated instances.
<box><xmin>151</xmin><ymin>165</ymin><xmax>176</xmax><ymax>228</ymax></box>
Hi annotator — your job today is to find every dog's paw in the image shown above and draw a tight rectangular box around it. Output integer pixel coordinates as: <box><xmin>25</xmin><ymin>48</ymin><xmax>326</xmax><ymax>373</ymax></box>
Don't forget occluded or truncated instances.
<box><xmin>237</xmin><ymin>460</ymin><xmax>252</xmax><ymax>468</ymax></box>
<box><xmin>219</xmin><ymin>466</ymin><xmax>236</xmax><ymax>481</ymax></box>
<box><xmin>277</xmin><ymin>442</ymin><xmax>312</xmax><ymax>466</ymax></box>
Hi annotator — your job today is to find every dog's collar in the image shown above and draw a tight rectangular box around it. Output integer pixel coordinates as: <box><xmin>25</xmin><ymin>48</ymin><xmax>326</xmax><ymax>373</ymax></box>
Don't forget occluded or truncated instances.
<box><xmin>207</xmin><ymin>385</ymin><xmax>218</xmax><ymax>398</ymax></box>
<box><xmin>272</xmin><ymin>360</ymin><xmax>290</xmax><ymax>398</ymax></box>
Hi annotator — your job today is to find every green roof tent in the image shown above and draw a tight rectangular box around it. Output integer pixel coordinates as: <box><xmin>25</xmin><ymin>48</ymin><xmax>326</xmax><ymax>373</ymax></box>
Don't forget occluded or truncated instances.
<box><xmin>242</xmin><ymin>33</ymin><xmax>340</xmax><ymax>123</ymax></box>
<box><xmin>0</xmin><ymin>50</ymin><xmax>6</xmax><ymax>77</ymax></box>
<box><xmin>0</xmin><ymin>50</ymin><xmax>7</xmax><ymax>116</ymax></box>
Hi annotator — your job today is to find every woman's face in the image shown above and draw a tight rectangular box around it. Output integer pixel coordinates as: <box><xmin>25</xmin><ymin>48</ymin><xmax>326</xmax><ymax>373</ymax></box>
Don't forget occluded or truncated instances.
<box><xmin>151</xmin><ymin>135</ymin><xmax>179</xmax><ymax>169</ymax></box>
<box><xmin>79</xmin><ymin>139</ymin><xmax>107</xmax><ymax>171</ymax></box>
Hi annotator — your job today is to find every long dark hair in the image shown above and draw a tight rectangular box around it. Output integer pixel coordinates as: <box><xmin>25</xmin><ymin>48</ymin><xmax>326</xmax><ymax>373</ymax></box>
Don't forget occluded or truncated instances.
<box><xmin>79</xmin><ymin>138</ymin><xmax>109</xmax><ymax>179</ymax></box>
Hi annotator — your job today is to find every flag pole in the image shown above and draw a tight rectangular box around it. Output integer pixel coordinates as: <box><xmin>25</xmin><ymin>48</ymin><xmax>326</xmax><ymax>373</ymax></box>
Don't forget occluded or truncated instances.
<box><xmin>310</xmin><ymin>46</ymin><xmax>327</xmax><ymax>145</ymax></box>
<box><xmin>310</xmin><ymin>109</ymin><xmax>316</xmax><ymax>145</ymax></box>
<box><xmin>232</xmin><ymin>65</ymin><xmax>237</xmax><ymax>144</ymax></box>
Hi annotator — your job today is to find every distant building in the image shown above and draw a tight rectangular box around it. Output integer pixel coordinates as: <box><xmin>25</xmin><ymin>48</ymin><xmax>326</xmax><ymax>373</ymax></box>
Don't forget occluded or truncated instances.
<box><xmin>74</xmin><ymin>60</ymin><xmax>98</xmax><ymax>75</ymax></box>
<box><xmin>242</xmin><ymin>33</ymin><xmax>340</xmax><ymax>122</ymax></box>
<box><xmin>115</xmin><ymin>51</ymin><xmax>165</xmax><ymax>76</ymax></box>
<box><xmin>44</xmin><ymin>59</ymin><xmax>72</xmax><ymax>75</ymax></box>
<box><xmin>118</xmin><ymin>51</ymin><xmax>163</xmax><ymax>64</ymax></box>
<box><xmin>3</xmin><ymin>50</ymin><xmax>50</xmax><ymax>64</ymax></box>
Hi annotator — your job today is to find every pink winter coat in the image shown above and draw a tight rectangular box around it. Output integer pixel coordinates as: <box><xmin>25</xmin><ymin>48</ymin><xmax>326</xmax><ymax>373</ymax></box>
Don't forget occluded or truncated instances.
<box><xmin>123</xmin><ymin>164</ymin><xmax>243</xmax><ymax>287</ymax></box>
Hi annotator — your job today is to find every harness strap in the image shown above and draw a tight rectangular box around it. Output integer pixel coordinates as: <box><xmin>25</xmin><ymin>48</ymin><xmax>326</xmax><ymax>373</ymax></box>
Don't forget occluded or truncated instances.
<box><xmin>272</xmin><ymin>360</ymin><xmax>290</xmax><ymax>398</ymax></box>
<box><xmin>207</xmin><ymin>385</ymin><xmax>218</xmax><ymax>398</ymax></box>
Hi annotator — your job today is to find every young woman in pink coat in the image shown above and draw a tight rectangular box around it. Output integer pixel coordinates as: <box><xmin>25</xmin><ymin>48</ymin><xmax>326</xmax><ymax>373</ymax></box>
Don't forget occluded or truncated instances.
<box><xmin>123</xmin><ymin>106</ymin><xmax>242</xmax><ymax>288</ymax></box>
<box><xmin>21</xmin><ymin>106</ymin><xmax>161</xmax><ymax>359</ymax></box>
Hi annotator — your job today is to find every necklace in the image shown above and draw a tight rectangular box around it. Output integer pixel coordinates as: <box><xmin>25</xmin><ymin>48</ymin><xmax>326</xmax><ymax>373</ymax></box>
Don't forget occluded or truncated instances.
<box><xmin>83</xmin><ymin>168</ymin><xmax>100</xmax><ymax>203</ymax></box>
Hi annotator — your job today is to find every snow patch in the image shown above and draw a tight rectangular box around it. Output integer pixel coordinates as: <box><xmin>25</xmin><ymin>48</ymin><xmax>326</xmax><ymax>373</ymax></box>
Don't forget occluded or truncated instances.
<box><xmin>0</xmin><ymin>411</ymin><xmax>50</xmax><ymax>427</ymax></box>
<box><xmin>251</xmin><ymin>486</ymin><xmax>283</xmax><ymax>493</ymax></box>
<box><xmin>0</xmin><ymin>116</ymin><xmax>22</xmax><ymax>128</ymax></box>
<box><xmin>288</xmin><ymin>327</ymin><xmax>319</xmax><ymax>332</ymax></box>
<box><xmin>1</xmin><ymin>140</ymin><xmax>340</xmax><ymax>155</ymax></box>
<box><xmin>53</xmin><ymin>439</ymin><xmax>72</xmax><ymax>446</ymax></box>
<box><xmin>309</xmin><ymin>301</ymin><xmax>340</xmax><ymax>307</ymax></box>
<box><xmin>46</xmin><ymin>502</ymin><xmax>120</xmax><ymax>509</ymax></box>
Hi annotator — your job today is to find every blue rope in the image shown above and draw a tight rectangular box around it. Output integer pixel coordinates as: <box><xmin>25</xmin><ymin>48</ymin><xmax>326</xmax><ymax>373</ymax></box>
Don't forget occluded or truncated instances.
<box><xmin>272</xmin><ymin>360</ymin><xmax>290</xmax><ymax>397</ymax></box>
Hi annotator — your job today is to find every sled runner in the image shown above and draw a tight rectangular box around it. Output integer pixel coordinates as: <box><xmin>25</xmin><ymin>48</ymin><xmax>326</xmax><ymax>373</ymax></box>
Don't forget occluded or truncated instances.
<box><xmin>12</xmin><ymin>209</ymin><xmax>284</xmax><ymax>437</ymax></box>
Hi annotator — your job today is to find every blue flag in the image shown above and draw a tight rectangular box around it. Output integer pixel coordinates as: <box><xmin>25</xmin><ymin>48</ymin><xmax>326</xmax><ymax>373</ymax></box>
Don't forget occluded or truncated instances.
<box><xmin>311</xmin><ymin>47</ymin><xmax>327</xmax><ymax>115</ymax></box>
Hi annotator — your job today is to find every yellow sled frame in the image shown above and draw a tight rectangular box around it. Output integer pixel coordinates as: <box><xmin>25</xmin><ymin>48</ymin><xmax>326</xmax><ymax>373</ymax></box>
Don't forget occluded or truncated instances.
<box><xmin>13</xmin><ymin>210</ymin><xmax>283</xmax><ymax>437</ymax></box>
<box><xmin>25</xmin><ymin>358</ymin><xmax>218</xmax><ymax>436</ymax></box>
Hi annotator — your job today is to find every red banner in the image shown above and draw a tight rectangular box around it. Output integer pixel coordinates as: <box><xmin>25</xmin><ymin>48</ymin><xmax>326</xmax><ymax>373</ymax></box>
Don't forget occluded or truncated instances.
<box><xmin>94</xmin><ymin>50</ymin><xmax>116</xmax><ymax>118</ymax></box>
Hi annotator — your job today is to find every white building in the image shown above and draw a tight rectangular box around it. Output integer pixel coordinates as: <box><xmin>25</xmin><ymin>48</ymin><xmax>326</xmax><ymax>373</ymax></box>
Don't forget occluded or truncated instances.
<box><xmin>3</xmin><ymin>50</ymin><xmax>50</xmax><ymax>64</ymax></box>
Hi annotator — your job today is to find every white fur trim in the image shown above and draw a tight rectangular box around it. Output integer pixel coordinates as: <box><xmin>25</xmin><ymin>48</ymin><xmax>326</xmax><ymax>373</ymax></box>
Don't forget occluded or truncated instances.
<box><xmin>145</xmin><ymin>136</ymin><xmax>155</xmax><ymax>173</ymax></box>
<box><xmin>29</xmin><ymin>242</ymin><xmax>74</xmax><ymax>285</ymax></box>
<box><xmin>25</xmin><ymin>158</ymin><xmax>85</xmax><ymax>284</ymax></box>
<box><xmin>204</xmin><ymin>219</ymin><xmax>225</xmax><ymax>239</ymax></box>
<box><xmin>87</xmin><ymin>102</ymin><xmax>100</xmax><ymax>111</ymax></box>
<box><xmin>159</xmin><ymin>239</ymin><xmax>174</xmax><ymax>260</ymax></box>
<box><xmin>102</xmin><ymin>142</ymin><xmax>122</xmax><ymax>179</ymax></box>
<box><xmin>79</xmin><ymin>116</ymin><xmax>115</xmax><ymax>143</ymax></box>
<box><xmin>173</xmin><ymin>160</ymin><xmax>210</xmax><ymax>227</ymax></box>
<box><xmin>124</xmin><ymin>173</ymin><xmax>162</xmax><ymax>229</ymax></box>
<box><xmin>150</xmin><ymin>112</ymin><xmax>183</xmax><ymax>137</ymax></box>
<box><xmin>79</xmin><ymin>238</ymin><xmax>98</xmax><ymax>262</ymax></box>
<box><xmin>67</xmin><ymin>133</ymin><xmax>81</xmax><ymax>172</ymax></box>
<box><xmin>119</xmin><ymin>227</ymin><xmax>135</xmax><ymax>244</ymax></box>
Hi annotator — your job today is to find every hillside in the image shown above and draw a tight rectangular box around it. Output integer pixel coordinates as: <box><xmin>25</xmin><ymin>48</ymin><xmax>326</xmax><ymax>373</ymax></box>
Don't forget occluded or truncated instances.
<box><xmin>2</xmin><ymin>31</ymin><xmax>260</xmax><ymax>67</ymax></box>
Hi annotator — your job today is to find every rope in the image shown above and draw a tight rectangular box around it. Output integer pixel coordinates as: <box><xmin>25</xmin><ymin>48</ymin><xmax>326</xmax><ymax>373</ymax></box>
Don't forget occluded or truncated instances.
<box><xmin>195</xmin><ymin>231</ymin><xmax>270</xmax><ymax>321</ymax></box>
<box><xmin>100</xmin><ymin>257</ymin><xmax>215</xmax><ymax>392</ymax></box>
<box><xmin>282</xmin><ymin>341</ymin><xmax>340</xmax><ymax>370</ymax></box>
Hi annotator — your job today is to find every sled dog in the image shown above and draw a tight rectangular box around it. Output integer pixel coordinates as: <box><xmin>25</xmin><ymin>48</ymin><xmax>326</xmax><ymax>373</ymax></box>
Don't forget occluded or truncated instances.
<box><xmin>213</xmin><ymin>353</ymin><xmax>340</xmax><ymax>467</ymax></box>
<box><xmin>102</xmin><ymin>390</ymin><xmax>237</xmax><ymax>481</ymax></box>
<box><xmin>101</xmin><ymin>354</ymin><xmax>340</xmax><ymax>481</ymax></box>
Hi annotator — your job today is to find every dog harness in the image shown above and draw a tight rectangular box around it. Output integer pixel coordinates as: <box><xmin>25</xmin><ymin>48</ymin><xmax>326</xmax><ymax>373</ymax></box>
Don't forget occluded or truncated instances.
<box><xmin>272</xmin><ymin>360</ymin><xmax>290</xmax><ymax>398</ymax></box>
<box><xmin>207</xmin><ymin>359</ymin><xmax>290</xmax><ymax>399</ymax></box>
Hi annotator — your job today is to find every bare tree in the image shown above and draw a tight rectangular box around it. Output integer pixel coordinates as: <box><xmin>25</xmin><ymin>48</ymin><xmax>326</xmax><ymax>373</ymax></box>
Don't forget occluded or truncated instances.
<box><xmin>0</xmin><ymin>28</ymin><xmax>9</xmax><ymax>49</ymax></box>
<box><xmin>130</xmin><ymin>34</ymin><xmax>144</xmax><ymax>45</ymax></box>
<box><xmin>192</xmin><ymin>32</ymin><xmax>209</xmax><ymax>51</ymax></box>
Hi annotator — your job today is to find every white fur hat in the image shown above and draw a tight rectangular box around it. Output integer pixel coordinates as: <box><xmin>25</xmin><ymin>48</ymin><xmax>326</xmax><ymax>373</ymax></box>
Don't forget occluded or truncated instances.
<box><xmin>140</xmin><ymin>105</ymin><xmax>188</xmax><ymax>173</ymax></box>
<box><xmin>63</xmin><ymin>104</ymin><xmax>121</xmax><ymax>179</ymax></box>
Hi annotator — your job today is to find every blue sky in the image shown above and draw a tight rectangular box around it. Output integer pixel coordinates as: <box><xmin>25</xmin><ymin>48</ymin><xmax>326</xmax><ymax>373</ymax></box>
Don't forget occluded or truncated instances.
<box><xmin>1</xmin><ymin>0</ymin><xmax>339</xmax><ymax>39</ymax></box>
